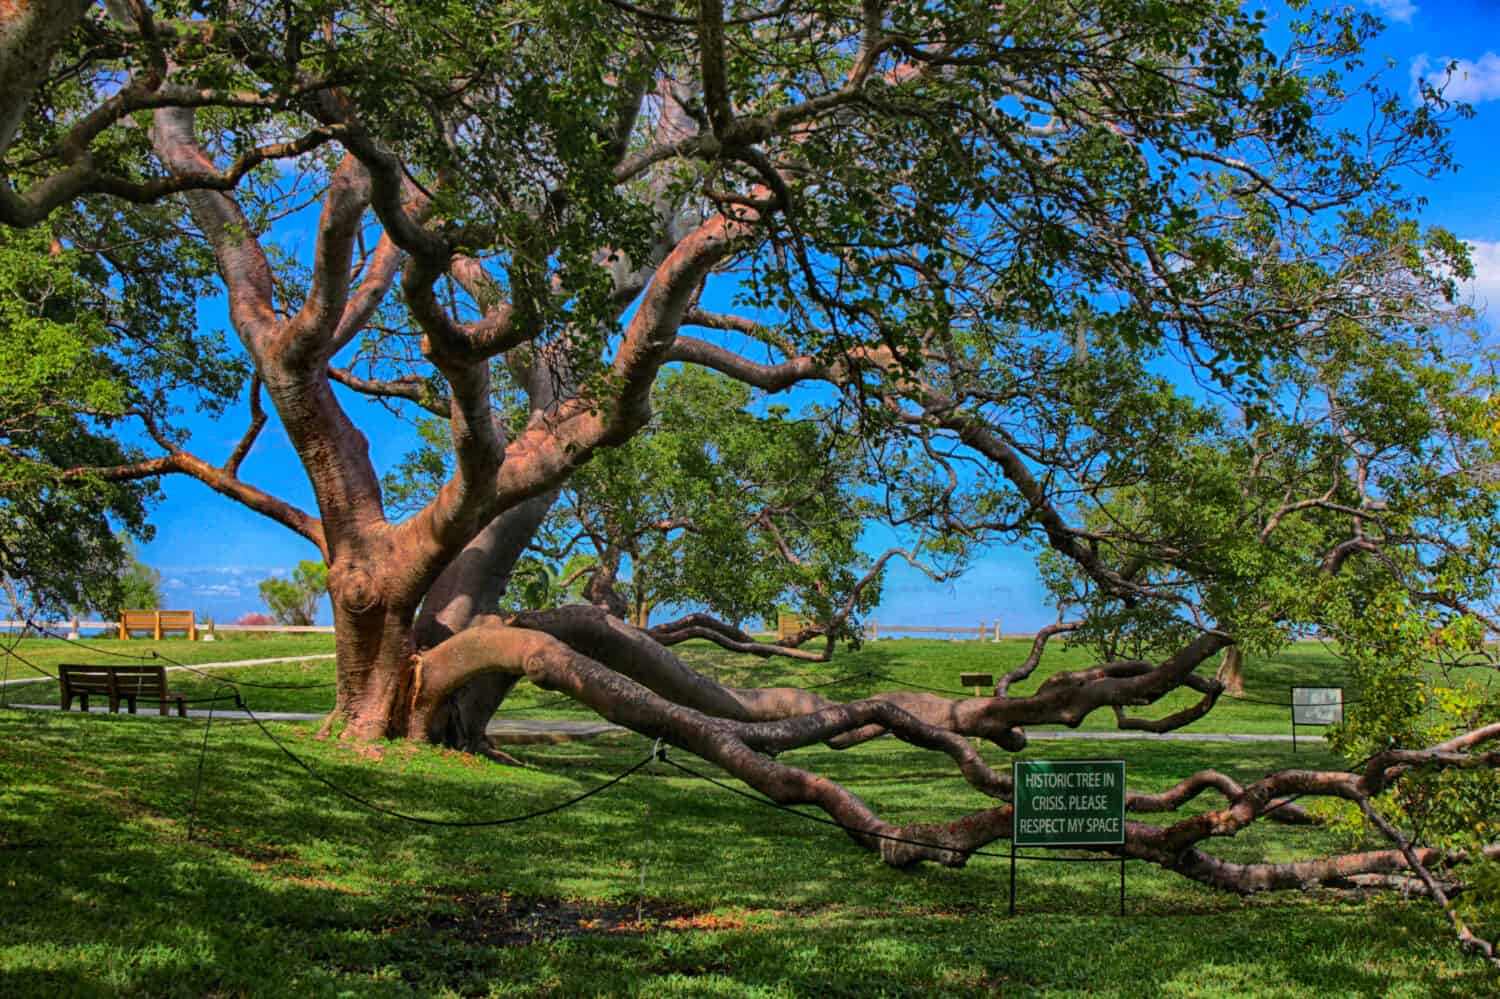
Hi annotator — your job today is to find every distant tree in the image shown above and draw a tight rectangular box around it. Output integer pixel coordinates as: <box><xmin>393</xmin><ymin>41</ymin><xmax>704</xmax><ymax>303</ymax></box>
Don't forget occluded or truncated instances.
<box><xmin>257</xmin><ymin>561</ymin><xmax>329</xmax><ymax>627</ymax></box>
<box><xmin>113</xmin><ymin>539</ymin><xmax>162</xmax><ymax>611</ymax></box>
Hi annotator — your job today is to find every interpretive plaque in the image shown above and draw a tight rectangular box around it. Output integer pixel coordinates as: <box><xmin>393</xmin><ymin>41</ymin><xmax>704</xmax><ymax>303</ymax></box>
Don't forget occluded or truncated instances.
<box><xmin>1291</xmin><ymin>687</ymin><xmax>1343</xmax><ymax>726</ymax></box>
<box><xmin>1012</xmin><ymin>759</ymin><xmax>1126</xmax><ymax>847</ymax></box>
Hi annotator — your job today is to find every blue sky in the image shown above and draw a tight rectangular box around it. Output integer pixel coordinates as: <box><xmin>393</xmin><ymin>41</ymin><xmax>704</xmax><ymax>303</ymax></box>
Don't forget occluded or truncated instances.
<box><xmin>136</xmin><ymin>1</ymin><xmax>1500</xmax><ymax>630</ymax></box>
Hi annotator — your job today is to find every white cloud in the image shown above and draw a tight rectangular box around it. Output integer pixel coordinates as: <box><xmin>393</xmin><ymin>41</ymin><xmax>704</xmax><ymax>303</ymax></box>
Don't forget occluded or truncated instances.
<box><xmin>165</xmin><ymin>578</ymin><xmax>185</xmax><ymax>588</ymax></box>
<box><xmin>1367</xmin><ymin>0</ymin><xmax>1417</xmax><ymax>24</ymax></box>
<box><xmin>194</xmin><ymin>583</ymin><xmax>243</xmax><ymax>598</ymax></box>
<box><xmin>1462</xmin><ymin>240</ymin><xmax>1500</xmax><ymax>318</ymax></box>
<box><xmin>1411</xmin><ymin>51</ymin><xmax>1500</xmax><ymax>104</ymax></box>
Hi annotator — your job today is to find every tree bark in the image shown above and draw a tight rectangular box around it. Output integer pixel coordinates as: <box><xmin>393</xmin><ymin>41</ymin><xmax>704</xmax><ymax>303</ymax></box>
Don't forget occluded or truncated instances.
<box><xmin>413</xmin><ymin>491</ymin><xmax>560</xmax><ymax>751</ymax></box>
<box><xmin>0</xmin><ymin>0</ymin><xmax>93</xmax><ymax>157</ymax></box>
<box><xmin>1216</xmin><ymin>646</ymin><xmax>1245</xmax><ymax>697</ymax></box>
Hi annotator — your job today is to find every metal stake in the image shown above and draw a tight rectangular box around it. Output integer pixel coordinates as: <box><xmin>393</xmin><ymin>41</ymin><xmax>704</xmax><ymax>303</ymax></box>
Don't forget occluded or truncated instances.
<box><xmin>1009</xmin><ymin>838</ymin><xmax>1017</xmax><ymax>916</ymax></box>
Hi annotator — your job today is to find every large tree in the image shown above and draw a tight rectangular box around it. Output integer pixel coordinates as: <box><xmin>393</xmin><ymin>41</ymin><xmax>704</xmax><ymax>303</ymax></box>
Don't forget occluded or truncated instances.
<box><xmin>385</xmin><ymin>364</ymin><xmax>936</xmax><ymax>653</ymax></box>
<box><xmin>5</xmin><ymin>0</ymin><xmax>1500</xmax><ymax>958</ymax></box>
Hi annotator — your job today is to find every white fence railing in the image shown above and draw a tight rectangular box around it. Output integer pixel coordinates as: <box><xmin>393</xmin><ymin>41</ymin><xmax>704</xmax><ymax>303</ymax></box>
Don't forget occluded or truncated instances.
<box><xmin>0</xmin><ymin>620</ymin><xmax>336</xmax><ymax>636</ymax></box>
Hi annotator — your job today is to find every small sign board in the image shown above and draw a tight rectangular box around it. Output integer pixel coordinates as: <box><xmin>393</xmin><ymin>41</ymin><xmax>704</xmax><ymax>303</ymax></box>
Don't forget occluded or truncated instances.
<box><xmin>1013</xmin><ymin>759</ymin><xmax>1126</xmax><ymax>847</ymax></box>
<box><xmin>959</xmin><ymin>672</ymin><xmax>994</xmax><ymax>689</ymax></box>
<box><xmin>1291</xmin><ymin>687</ymin><xmax>1343</xmax><ymax>726</ymax></box>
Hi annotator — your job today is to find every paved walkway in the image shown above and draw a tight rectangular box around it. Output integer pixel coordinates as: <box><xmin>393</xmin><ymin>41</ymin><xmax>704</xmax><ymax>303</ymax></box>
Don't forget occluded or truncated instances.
<box><xmin>0</xmin><ymin>702</ymin><xmax>1305</xmax><ymax>744</ymax></box>
<box><xmin>0</xmin><ymin>653</ymin><xmax>336</xmax><ymax>689</ymax></box>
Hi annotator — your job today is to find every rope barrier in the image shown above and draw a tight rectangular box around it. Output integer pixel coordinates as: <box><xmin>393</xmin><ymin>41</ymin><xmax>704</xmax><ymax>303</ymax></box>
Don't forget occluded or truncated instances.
<box><xmin>1222</xmin><ymin>691</ymin><xmax>1362</xmax><ymax>708</ymax></box>
<box><xmin>19</xmin><ymin>620</ymin><xmax>337</xmax><ymax>690</ymax></box>
<box><xmin>149</xmin><ymin>649</ymin><xmax>336</xmax><ymax>690</ymax></box>
<box><xmin>186</xmin><ymin>683</ymin><xmax>232</xmax><ymax>841</ymax></box>
<box><xmin>237</xmin><ymin>695</ymin><xmax>658</xmax><ymax>827</ymax></box>
<box><xmin>25</xmin><ymin>620</ymin><xmax>158</xmax><ymax>660</ymax></box>
<box><xmin>864</xmin><ymin>671</ymin><xmax>976</xmax><ymax>697</ymax></box>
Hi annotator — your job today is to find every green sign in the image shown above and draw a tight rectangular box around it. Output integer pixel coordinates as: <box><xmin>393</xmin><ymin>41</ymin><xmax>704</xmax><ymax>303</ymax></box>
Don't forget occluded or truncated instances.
<box><xmin>1013</xmin><ymin>760</ymin><xmax>1126</xmax><ymax>847</ymax></box>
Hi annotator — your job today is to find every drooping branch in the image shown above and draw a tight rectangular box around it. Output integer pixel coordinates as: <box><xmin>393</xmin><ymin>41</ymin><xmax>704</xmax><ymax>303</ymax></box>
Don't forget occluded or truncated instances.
<box><xmin>414</xmin><ymin>618</ymin><xmax>1497</xmax><ymax>881</ymax></box>
<box><xmin>648</xmin><ymin>612</ymin><xmax>834</xmax><ymax>661</ymax></box>
<box><xmin>512</xmin><ymin>605</ymin><xmax>1229</xmax><ymax>749</ymax></box>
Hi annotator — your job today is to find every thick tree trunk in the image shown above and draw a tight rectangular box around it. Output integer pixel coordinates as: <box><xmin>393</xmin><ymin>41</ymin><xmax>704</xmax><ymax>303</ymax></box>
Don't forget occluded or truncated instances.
<box><xmin>412</xmin><ymin>491</ymin><xmax>560</xmax><ymax>750</ymax></box>
<box><xmin>327</xmin><ymin>603</ymin><xmax>415</xmax><ymax>740</ymax></box>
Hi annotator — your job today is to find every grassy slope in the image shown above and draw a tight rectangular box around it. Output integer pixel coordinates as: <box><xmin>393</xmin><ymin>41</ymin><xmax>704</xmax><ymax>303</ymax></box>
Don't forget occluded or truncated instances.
<box><xmin>1</xmin><ymin>684</ymin><xmax>1493</xmax><ymax>996</ymax></box>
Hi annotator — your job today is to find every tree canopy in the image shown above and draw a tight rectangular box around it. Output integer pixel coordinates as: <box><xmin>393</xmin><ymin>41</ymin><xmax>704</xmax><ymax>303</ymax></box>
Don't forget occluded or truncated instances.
<box><xmin>2</xmin><ymin>0</ymin><xmax>1499</xmax><ymax>963</ymax></box>
<box><xmin>258</xmin><ymin>559</ymin><xmax>330</xmax><ymax>626</ymax></box>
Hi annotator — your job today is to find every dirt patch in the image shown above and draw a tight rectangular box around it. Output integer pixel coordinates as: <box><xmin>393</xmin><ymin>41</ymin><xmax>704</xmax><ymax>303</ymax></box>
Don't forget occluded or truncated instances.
<box><xmin>427</xmin><ymin>891</ymin><xmax>745</xmax><ymax>947</ymax></box>
<box><xmin>199</xmin><ymin>835</ymin><xmax>297</xmax><ymax>867</ymax></box>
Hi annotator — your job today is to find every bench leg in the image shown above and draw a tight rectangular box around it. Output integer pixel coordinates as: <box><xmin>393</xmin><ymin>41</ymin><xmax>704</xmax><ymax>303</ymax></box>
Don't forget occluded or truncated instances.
<box><xmin>125</xmin><ymin>696</ymin><xmax>137</xmax><ymax>714</ymax></box>
<box><xmin>159</xmin><ymin>698</ymin><xmax>169</xmax><ymax>717</ymax></box>
<box><xmin>78</xmin><ymin>693</ymin><xmax>88</xmax><ymax>712</ymax></box>
<box><xmin>176</xmin><ymin>698</ymin><xmax>186</xmax><ymax>718</ymax></box>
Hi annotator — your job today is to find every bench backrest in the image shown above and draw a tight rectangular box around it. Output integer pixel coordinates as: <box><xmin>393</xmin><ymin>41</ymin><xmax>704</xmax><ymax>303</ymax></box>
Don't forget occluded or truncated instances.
<box><xmin>119</xmin><ymin>609</ymin><xmax>195</xmax><ymax>638</ymax></box>
<box><xmin>59</xmin><ymin>663</ymin><xmax>169</xmax><ymax>697</ymax></box>
<box><xmin>156</xmin><ymin>610</ymin><xmax>195</xmax><ymax>633</ymax></box>
<box><xmin>120</xmin><ymin>610</ymin><xmax>158</xmax><ymax>632</ymax></box>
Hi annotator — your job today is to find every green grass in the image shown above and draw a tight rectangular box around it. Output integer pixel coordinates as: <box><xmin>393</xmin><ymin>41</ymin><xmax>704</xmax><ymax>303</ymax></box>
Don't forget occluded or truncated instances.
<box><xmin>0</xmin><ymin>635</ymin><xmax>338</xmax><ymax>714</ymax></box>
<box><xmin>3</xmin><ymin>636</ymin><xmax>1370</xmax><ymax>736</ymax></box>
<box><xmin>1</xmin><ymin>689</ymin><xmax>1494</xmax><ymax>996</ymax></box>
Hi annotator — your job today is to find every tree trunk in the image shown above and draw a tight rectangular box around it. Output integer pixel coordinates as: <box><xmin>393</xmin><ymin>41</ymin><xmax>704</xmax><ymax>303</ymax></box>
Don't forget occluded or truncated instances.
<box><xmin>412</xmin><ymin>491</ymin><xmax>561</xmax><ymax>750</ymax></box>
<box><xmin>1216</xmin><ymin>646</ymin><xmax>1245</xmax><ymax>697</ymax></box>
<box><xmin>327</xmin><ymin>603</ymin><xmax>416</xmax><ymax>740</ymax></box>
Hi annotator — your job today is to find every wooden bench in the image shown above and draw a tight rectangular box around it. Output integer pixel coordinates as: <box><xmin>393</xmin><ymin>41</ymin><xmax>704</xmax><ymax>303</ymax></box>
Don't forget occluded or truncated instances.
<box><xmin>58</xmin><ymin>664</ymin><xmax>188</xmax><ymax>717</ymax></box>
<box><xmin>118</xmin><ymin>609</ymin><xmax>197</xmax><ymax>641</ymax></box>
<box><xmin>776</xmin><ymin>613</ymin><xmax>810</xmax><ymax>640</ymax></box>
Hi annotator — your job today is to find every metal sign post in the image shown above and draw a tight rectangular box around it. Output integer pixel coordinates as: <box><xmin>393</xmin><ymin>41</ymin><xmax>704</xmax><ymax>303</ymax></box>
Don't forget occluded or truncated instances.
<box><xmin>1011</xmin><ymin>759</ymin><xmax>1127</xmax><ymax>916</ymax></box>
<box><xmin>1290</xmin><ymin>687</ymin><xmax>1343</xmax><ymax>752</ymax></box>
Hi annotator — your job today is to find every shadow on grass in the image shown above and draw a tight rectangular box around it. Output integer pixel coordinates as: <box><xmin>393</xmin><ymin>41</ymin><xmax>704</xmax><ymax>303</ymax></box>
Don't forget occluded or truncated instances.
<box><xmin>0</xmin><ymin>709</ymin><xmax>1487</xmax><ymax>998</ymax></box>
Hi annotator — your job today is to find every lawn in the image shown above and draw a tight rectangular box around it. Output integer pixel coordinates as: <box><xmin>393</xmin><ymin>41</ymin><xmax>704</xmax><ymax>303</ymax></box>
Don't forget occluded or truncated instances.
<box><xmin>1</xmin><ymin>636</ymin><xmax>1494</xmax><ymax>996</ymax></box>
<box><xmin>3</xmin><ymin>634</ymin><xmax>1376</xmax><ymax>735</ymax></box>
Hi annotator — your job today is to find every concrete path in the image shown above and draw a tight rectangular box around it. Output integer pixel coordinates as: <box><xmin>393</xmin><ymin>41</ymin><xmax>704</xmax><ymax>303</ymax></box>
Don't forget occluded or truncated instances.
<box><xmin>0</xmin><ymin>653</ymin><xmax>336</xmax><ymax>689</ymax></box>
<box><xmin>0</xmin><ymin>701</ymin><xmax>1310</xmax><ymax>745</ymax></box>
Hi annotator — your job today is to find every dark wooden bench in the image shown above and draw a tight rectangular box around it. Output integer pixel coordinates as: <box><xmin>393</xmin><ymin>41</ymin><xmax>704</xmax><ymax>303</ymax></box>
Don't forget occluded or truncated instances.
<box><xmin>58</xmin><ymin>664</ymin><xmax>188</xmax><ymax>717</ymax></box>
<box><xmin>118</xmin><ymin>609</ymin><xmax>197</xmax><ymax>641</ymax></box>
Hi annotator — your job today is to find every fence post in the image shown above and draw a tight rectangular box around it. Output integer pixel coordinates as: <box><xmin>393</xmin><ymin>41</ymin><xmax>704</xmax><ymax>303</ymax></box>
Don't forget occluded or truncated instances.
<box><xmin>870</xmin><ymin>618</ymin><xmax>878</xmax><ymax>640</ymax></box>
<box><xmin>977</xmin><ymin>621</ymin><xmax>985</xmax><ymax>641</ymax></box>
<box><xmin>993</xmin><ymin>620</ymin><xmax>1001</xmax><ymax>642</ymax></box>
<box><xmin>67</xmin><ymin>616</ymin><xmax>80</xmax><ymax>640</ymax></box>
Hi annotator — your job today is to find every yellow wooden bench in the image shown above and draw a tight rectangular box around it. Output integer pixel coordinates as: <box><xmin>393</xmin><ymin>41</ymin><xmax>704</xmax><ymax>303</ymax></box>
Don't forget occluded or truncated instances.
<box><xmin>119</xmin><ymin>609</ymin><xmax>197</xmax><ymax>641</ymax></box>
<box><xmin>776</xmin><ymin>613</ymin><xmax>809</xmax><ymax>641</ymax></box>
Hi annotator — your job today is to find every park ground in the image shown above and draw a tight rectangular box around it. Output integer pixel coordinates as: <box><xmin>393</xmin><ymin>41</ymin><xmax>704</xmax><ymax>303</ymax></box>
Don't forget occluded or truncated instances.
<box><xmin>0</xmin><ymin>635</ymin><xmax>1494</xmax><ymax>997</ymax></box>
